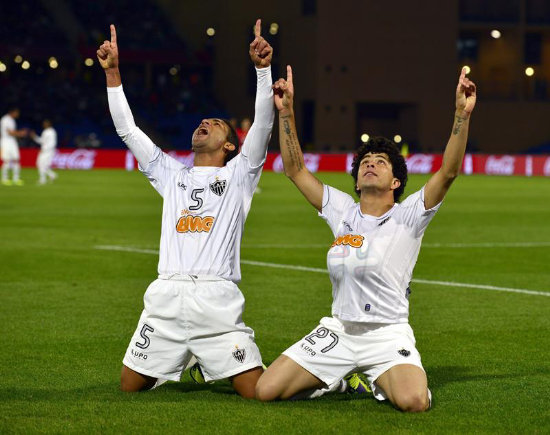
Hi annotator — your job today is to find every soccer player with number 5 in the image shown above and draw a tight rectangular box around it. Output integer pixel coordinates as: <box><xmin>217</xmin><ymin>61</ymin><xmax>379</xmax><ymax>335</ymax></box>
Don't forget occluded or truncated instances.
<box><xmin>255</xmin><ymin>65</ymin><xmax>476</xmax><ymax>411</ymax></box>
<box><xmin>97</xmin><ymin>20</ymin><xmax>274</xmax><ymax>398</ymax></box>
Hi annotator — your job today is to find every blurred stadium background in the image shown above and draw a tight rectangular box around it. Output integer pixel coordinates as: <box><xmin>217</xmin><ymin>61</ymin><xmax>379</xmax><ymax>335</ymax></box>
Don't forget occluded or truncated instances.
<box><xmin>2</xmin><ymin>0</ymin><xmax>550</xmax><ymax>157</ymax></box>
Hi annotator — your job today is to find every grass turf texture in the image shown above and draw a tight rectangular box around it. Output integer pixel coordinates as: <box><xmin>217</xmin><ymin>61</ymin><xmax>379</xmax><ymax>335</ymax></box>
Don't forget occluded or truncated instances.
<box><xmin>1</xmin><ymin>168</ymin><xmax>549</xmax><ymax>434</ymax></box>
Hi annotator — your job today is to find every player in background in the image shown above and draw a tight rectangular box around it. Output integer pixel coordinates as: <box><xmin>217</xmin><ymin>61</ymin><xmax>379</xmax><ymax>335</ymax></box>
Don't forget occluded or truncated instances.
<box><xmin>255</xmin><ymin>66</ymin><xmax>476</xmax><ymax>411</ymax></box>
<box><xmin>31</xmin><ymin>119</ymin><xmax>58</xmax><ymax>185</ymax></box>
<box><xmin>1</xmin><ymin>108</ymin><xmax>28</xmax><ymax>186</ymax></box>
<box><xmin>97</xmin><ymin>20</ymin><xmax>274</xmax><ymax>398</ymax></box>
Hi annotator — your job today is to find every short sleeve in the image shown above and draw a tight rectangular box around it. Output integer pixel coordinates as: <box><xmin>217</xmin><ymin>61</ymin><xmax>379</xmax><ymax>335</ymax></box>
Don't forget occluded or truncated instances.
<box><xmin>139</xmin><ymin>147</ymin><xmax>186</xmax><ymax>196</ymax></box>
<box><xmin>394</xmin><ymin>186</ymin><xmax>442</xmax><ymax>236</ymax></box>
<box><xmin>319</xmin><ymin>185</ymin><xmax>357</xmax><ymax>236</ymax></box>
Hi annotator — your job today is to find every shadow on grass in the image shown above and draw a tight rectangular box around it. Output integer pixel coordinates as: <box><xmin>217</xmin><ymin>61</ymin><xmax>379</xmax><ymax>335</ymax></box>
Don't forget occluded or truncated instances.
<box><xmin>4</xmin><ymin>365</ymin><xmax>546</xmax><ymax>406</ymax></box>
<box><xmin>426</xmin><ymin>365</ymin><xmax>550</xmax><ymax>388</ymax></box>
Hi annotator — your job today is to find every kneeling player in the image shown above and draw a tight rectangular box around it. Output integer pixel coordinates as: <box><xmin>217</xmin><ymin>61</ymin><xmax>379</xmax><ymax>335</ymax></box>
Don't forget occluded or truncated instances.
<box><xmin>255</xmin><ymin>66</ymin><xmax>476</xmax><ymax>411</ymax></box>
<box><xmin>97</xmin><ymin>21</ymin><xmax>274</xmax><ymax>398</ymax></box>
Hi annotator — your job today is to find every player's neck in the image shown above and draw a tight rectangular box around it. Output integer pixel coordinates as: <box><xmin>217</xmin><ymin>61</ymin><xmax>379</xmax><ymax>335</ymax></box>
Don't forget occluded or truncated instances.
<box><xmin>193</xmin><ymin>152</ymin><xmax>225</xmax><ymax>168</ymax></box>
<box><xmin>359</xmin><ymin>191</ymin><xmax>395</xmax><ymax>217</ymax></box>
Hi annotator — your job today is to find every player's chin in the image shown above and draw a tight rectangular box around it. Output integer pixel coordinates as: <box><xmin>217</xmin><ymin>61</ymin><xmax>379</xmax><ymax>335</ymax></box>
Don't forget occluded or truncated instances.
<box><xmin>191</xmin><ymin>137</ymin><xmax>206</xmax><ymax>148</ymax></box>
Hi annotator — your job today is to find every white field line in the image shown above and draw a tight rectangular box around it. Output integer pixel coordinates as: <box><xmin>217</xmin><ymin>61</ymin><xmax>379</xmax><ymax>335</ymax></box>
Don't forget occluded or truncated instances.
<box><xmin>94</xmin><ymin>245</ymin><xmax>550</xmax><ymax>297</ymax></box>
<box><xmin>239</xmin><ymin>242</ymin><xmax>550</xmax><ymax>249</ymax></box>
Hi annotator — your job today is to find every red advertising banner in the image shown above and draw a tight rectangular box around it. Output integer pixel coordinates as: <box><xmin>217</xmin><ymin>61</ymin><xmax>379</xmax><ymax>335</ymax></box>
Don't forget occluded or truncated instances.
<box><xmin>17</xmin><ymin>148</ymin><xmax>550</xmax><ymax>176</ymax></box>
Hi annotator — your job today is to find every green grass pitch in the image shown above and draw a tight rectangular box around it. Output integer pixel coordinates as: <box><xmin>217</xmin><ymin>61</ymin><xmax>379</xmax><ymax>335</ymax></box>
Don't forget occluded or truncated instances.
<box><xmin>1</xmin><ymin>168</ymin><xmax>549</xmax><ymax>434</ymax></box>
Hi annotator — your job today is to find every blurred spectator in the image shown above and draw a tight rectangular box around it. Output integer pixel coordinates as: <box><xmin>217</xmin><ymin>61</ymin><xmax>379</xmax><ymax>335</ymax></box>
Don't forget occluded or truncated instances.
<box><xmin>0</xmin><ymin>0</ymin><xmax>228</xmax><ymax>150</ymax></box>
<box><xmin>237</xmin><ymin>117</ymin><xmax>251</xmax><ymax>145</ymax></box>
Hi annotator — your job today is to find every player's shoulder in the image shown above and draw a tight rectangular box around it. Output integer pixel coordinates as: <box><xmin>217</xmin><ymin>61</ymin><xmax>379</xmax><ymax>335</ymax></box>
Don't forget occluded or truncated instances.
<box><xmin>325</xmin><ymin>184</ymin><xmax>357</xmax><ymax>206</ymax></box>
<box><xmin>396</xmin><ymin>188</ymin><xmax>424</xmax><ymax>208</ymax></box>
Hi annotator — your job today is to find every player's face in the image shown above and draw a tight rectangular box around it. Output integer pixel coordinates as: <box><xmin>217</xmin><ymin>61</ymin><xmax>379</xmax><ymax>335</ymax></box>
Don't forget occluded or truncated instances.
<box><xmin>357</xmin><ymin>152</ymin><xmax>400</xmax><ymax>194</ymax></box>
<box><xmin>191</xmin><ymin>118</ymin><xmax>230</xmax><ymax>152</ymax></box>
<box><xmin>10</xmin><ymin>109</ymin><xmax>20</xmax><ymax>119</ymax></box>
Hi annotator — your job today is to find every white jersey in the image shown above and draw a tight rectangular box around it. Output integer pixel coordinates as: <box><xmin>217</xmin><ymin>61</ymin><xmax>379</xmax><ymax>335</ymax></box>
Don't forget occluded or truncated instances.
<box><xmin>0</xmin><ymin>114</ymin><xmax>17</xmax><ymax>147</ymax></box>
<box><xmin>141</xmin><ymin>147</ymin><xmax>263</xmax><ymax>283</ymax></box>
<box><xmin>35</xmin><ymin>127</ymin><xmax>57</xmax><ymax>151</ymax></box>
<box><xmin>321</xmin><ymin>185</ymin><xmax>441</xmax><ymax>324</ymax></box>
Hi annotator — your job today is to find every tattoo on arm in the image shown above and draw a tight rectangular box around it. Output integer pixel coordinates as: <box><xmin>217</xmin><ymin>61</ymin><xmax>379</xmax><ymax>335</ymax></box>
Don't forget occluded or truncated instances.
<box><xmin>283</xmin><ymin>119</ymin><xmax>291</xmax><ymax>135</ymax></box>
<box><xmin>453</xmin><ymin>115</ymin><xmax>466</xmax><ymax>135</ymax></box>
<box><xmin>281</xmin><ymin>115</ymin><xmax>303</xmax><ymax>170</ymax></box>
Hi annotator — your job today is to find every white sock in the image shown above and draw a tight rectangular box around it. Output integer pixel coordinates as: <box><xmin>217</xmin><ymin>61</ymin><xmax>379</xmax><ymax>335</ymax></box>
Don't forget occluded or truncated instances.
<box><xmin>13</xmin><ymin>162</ymin><xmax>20</xmax><ymax>181</ymax></box>
<box><xmin>184</xmin><ymin>355</ymin><xmax>198</xmax><ymax>371</ymax></box>
<box><xmin>39</xmin><ymin>167</ymin><xmax>47</xmax><ymax>184</ymax></box>
<box><xmin>2</xmin><ymin>161</ymin><xmax>11</xmax><ymax>181</ymax></box>
<box><xmin>292</xmin><ymin>379</ymin><xmax>346</xmax><ymax>400</ymax></box>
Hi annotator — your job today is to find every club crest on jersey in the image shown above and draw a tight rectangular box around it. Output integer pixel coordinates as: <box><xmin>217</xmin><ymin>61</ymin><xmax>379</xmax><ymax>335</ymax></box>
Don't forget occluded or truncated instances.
<box><xmin>209</xmin><ymin>179</ymin><xmax>227</xmax><ymax>196</ymax></box>
<box><xmin>232</xmin><ymin>346</ymin><xmax>246</xmax><ymax>363</ymax></box>
<box><xmin>398</xmin><ymin>348</ymin><xmax>411</xmax><ymax>357</ymax></box>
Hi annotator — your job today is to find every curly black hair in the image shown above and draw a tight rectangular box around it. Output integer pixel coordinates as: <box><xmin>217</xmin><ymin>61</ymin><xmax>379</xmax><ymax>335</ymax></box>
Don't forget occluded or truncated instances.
<box><xmin>221</xmin><ymin>119</ymin><xmax>240</xmax><ymax>164</ymax></box>
<box><xmin>351</xmin><ymin>136</ymin><xmax>408</xmax><ymax>202</ymax></box>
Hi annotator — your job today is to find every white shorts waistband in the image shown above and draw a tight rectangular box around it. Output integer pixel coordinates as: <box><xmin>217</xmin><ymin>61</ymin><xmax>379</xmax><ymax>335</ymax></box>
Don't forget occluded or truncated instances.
<box><xmin>158</xmin><ymin>274</ymin><xmax>227</xmax><ymax>282</ymax></box>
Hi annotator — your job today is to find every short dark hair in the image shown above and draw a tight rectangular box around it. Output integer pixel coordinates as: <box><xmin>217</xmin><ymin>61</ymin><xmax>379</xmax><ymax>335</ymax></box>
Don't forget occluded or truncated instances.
<box><xmin>221</xmin><ymin>119</ymin><xmax>239</xmax><ymax>164</ymax></box>
<box><xmin>351</xmin><ymin>136</ymin><xmax>408</xmax><ymax>202</ymax></box>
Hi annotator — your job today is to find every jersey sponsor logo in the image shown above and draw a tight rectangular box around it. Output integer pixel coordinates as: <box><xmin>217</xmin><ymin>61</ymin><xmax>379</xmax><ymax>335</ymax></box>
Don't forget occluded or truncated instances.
<box><xmin>300</xmin><ymin>342</ymin><xmax>317</xmax><ymax>357</ymax></box>
<box><xmin>331</xmin><ymin>234</ymin><xmax>364</xmax><ymax>248</ymax></box>
<box><xmin>177</xmin><ymin>182</ymin><xmax>187</xmax><ymax>190</ymax></box>
<box><xmin>232</xmin><ymin>346</ymin><xmax>246</xmax><ymax>363</ymax></box>
<box><xmin>209</xmin><ymin>179</ymin><xmax>227</xmax><ymax>196</ymax></box>
<box><xmin>176</xmin><ymin>215</ymin><xmax>215</xmax><ymax>233</ymax></box>
<box><xmin>130</xmin><ymin>349</ymin><xmax>148</xmax><ymax>360</ymax></box>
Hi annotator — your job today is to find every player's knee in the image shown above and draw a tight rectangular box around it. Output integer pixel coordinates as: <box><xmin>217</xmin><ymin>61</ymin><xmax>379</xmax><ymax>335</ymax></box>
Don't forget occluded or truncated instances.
<box><xmin>395</xmin><ymin>391</ymin><xmax>430</xmax><ymax>413</ymax></box>
<box><xmin>120</xmin><ymin>375</ymin><xmax>139</xmax><ymax>392</ymax></box>
<box><xmin>120</xmin><ymin>367</ymin><xmax>155</xmax><ymax>392</ymax></box>
<box><xmin>255</xmin><ymin>377</ymin><xmax>280</xmax><ymax>402</ymax></box>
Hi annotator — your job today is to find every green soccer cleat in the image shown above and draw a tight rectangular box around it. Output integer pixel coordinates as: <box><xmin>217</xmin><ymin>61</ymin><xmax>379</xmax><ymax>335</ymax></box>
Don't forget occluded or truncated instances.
<box><xmin>345</xmin><ymin>373</ymin><xmax>371</xmax><ymax>394</ymax></box>
<box><xmin>13</xmin><ymin>179</ymin><xmax>24</xmax><ymax>186</ymax></box>
<box><xmin>189</xmin><ymin>362</ymin><xmax>206</xmax><ymax>384</ymax></box>
<box><xmin>1</xmin><ymin>179</ymin><xmax>13</xmax><ymax>186</ymax></box>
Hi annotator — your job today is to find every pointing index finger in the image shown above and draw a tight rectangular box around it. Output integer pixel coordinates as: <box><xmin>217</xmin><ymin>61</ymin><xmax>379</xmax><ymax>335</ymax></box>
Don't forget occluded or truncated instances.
<box><xmin>110</xmin><ymin>24</ymin><xmax>117</xmax><ymax>44</ymax></box>
<box><xmin>286</xmin><ymin>65</ymin><xmax>293</xmax><ymax>84</ymax></box>
<box><xmin>254</xmin><ymin>19</ymin><xmax>261</xmax><ymax>37</ymax></box>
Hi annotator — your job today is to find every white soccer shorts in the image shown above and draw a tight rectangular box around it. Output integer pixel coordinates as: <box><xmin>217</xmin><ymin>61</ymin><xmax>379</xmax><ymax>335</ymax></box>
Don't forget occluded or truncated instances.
<box><xmin>37</xmin><ymin>150</ymin><xmax>55</xmax><ymax>169</ymax></box>
<box><xmin>123</xmin><ymin>275</ymin><xmax>263</xmax><ymax>382</ymax></box>
<box><xmin>283</xmin><ymin>316</ymin><xmax>425</xmax><ymax>401</ymax></box>
<box><xmin>1</xmin><ymin>142</ymin><xmax>20</xmax><ymax>161</ymax></box>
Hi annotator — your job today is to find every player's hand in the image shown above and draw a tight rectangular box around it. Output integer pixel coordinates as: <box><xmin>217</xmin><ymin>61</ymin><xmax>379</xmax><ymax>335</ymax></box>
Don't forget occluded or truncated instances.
<box><xmin>273</xmin><ymin>65</ymin><xmax>294</xmax><ymax>115</ymax></box>
<box><xmin>249</xmin><ymin>19</ymin><xmax>273</xmax><ymax>68</ymax></box>
<box><xmin>456</xmin><ymin>67</ymin><xmax>476</xmax><ymax>116</ymax></box>
<box><xmin>97</xmin><ymin>24</ymin><xmax>119</xmax><ymax>70</ymax></box>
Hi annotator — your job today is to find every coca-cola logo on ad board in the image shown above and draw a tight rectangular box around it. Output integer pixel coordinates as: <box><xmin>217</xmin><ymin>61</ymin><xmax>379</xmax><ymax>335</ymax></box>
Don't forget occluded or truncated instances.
<box><xmin>272</xmin><ymin>153</ymin><xmax>321</xmax><ymax>173</ymax></box>
<box><xmin>52</xmin><ymin>150</ymin><xmax>96</xmax><ymax>170</ymax></box>
<box><xmin>485</xmin><ymin>155</ymin><xmax>515</xmax><ymax>175</ymax></box>
<box><xmin>406</xmin><ymin>154</ymin><xmax>434</xmax><ymax>174</ymax></box>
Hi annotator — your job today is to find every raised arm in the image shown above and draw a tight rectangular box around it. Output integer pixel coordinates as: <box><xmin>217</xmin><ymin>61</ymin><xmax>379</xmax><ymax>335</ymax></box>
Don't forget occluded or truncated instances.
<box><xmin>273</xmin><ymin>65</ymin><xmax>324</xmax><ymax>211</ymax></box>
<box><xmin>424</xmin><ymin>68</ymin><xmax>477</xmax><ymax>209</ymax></box>
<box><xmin>97</xmin><ymin>24</ymin><xmax>155</xmax><ymax>167</ymax></box>
<box><xmin>241</xmin><ymin>19</ymin><xmax>275</xmax><ymax>167</ymax></box>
